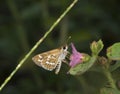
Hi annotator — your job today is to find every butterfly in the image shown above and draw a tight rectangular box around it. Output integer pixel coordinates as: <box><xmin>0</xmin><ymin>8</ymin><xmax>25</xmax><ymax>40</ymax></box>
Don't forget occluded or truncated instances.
<box><xmin>32</xmin><ymin>45</ymin><xmax>68</xmax><ymax>74</ymax></box>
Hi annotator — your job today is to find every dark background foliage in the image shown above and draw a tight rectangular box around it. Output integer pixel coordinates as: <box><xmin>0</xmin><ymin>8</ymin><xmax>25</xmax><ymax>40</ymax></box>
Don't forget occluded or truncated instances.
<box><xmin>0</xmin><ymin>0</ymin><xmax>120</xmax><ymax>94</ymax></box>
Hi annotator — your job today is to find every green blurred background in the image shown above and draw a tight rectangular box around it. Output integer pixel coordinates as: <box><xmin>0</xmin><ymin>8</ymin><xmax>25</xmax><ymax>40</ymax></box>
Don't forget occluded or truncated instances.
<box><xmin>0</xmin><ymin>0</ymin><xmax>120</xmax><ymax>94</ymax></box>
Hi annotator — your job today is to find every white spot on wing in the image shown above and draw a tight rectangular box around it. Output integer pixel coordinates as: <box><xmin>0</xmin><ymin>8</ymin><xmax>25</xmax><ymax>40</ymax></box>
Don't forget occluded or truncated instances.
<box><xmin>46</xmin><ymin>61</ymin><xmax>55</xmax><ymax>65</ymax></box>
<box><xmin>38</xmin><ymin>55</ymin><xmax>42</xmax><ymax>58</ymax></box>
<box><xmin>38</xmin><ymin>59</ymin><xmax>43</xmax><ymax>62</ymax></box>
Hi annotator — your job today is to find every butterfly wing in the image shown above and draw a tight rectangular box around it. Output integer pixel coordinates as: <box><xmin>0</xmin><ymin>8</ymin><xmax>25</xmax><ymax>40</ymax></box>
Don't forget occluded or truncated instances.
<box><xmin>32</xmin><ymin>49</ymin><xmax>61</xmax><ymax>71</ymax></box>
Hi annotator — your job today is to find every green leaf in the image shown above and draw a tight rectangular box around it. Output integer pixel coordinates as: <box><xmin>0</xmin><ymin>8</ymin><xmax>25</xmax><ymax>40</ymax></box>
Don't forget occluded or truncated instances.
<box><xmin>90</xmin><ymin>39</ymin><xmax>104</xmax><ymax>56</ymax></box>
<box><xmin>107</xmin><ymin>42</ymin><xmax>120</xmax><ymax>60</ymax></box>
<box><xmin>69</xmin><ymin>56</ymin><xmax>97</xmax><ymax>75</ymax></box>
<box><xmin>100</xmin><ymin>87</ymin><xmax>120</xmax><ymax>94</ymax></box>
<box><xmin>109</xmin><ymin>60</ymin><xmax>120</xmax><ymax>72</ymax></box>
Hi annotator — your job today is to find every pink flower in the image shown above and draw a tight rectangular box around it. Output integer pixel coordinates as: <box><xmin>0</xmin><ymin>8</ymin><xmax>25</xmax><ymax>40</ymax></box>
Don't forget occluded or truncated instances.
<box><xmin>69</xmin><ymin>43</ymin><xmax>83</xmax><ymax>67</ymax></box>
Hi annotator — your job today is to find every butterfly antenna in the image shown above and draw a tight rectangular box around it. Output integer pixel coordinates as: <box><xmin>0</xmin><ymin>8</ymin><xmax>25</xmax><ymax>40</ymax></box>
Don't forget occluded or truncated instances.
<box><xmin>67</xmin><ymin>36</ymin><xmax>71</xmax><ymax>44</ymax></box>
<box><xmin>62</xmin><ymin>36</ymin><xmax>71</xmax><ymax>46</ymax></box>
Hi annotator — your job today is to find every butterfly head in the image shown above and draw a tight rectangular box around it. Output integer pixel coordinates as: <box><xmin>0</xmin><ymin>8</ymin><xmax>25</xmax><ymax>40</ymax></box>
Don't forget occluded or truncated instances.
<box><xmin>61</xmin><ymin>44</ymin><xmax>68</xmax><ymax>52</ymax></box>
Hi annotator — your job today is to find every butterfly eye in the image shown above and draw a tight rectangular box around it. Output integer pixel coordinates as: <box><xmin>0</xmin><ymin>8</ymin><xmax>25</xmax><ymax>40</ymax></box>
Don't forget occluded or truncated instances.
<box><xmin>62</xmin><ymin>45</ymin><xmax>68</xmax><ymax>50</ymax></box>
<box><xmin>63</xmin><ymin>46</ymin><xmax>66</xmax><ymax>49</ymax></box>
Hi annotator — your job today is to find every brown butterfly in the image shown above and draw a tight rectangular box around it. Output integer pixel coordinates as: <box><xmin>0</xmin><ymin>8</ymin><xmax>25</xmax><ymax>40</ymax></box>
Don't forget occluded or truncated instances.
<box><xmin>32</xmin><ymin>45</ymin><xmax>68</xmax><ymax>74</ymax></box>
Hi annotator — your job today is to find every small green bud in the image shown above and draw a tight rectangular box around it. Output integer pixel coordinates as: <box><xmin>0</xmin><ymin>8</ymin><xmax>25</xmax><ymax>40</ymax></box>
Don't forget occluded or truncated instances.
<box><xmin>90</xmin><ymin>40</ymin><xmax>104</xmax><ymax>56</ymax></box>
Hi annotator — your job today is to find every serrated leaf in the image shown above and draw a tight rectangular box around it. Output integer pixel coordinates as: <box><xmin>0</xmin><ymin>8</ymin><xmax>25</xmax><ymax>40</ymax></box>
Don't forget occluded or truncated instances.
<box><xmin>107</xmin><ymin>42</ymin><xmax>120</xmax><ymax>60</ymax></box>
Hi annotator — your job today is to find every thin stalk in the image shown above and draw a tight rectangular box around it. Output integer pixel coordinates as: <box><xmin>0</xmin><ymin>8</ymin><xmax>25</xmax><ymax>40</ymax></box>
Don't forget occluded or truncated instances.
<box><xmin>0</xmin><ymin>0</ymin><xmax>78</xmax><ymax>91</ymax></box>
<box><xmin>104</xmin><ymin>67</ymin><xmax>117</xmax><ymax>89</ymax></box>
<box><xmin>103</xmin><ymin>60</ymin><xmax>117</xmax><ymax>89</ymax></box>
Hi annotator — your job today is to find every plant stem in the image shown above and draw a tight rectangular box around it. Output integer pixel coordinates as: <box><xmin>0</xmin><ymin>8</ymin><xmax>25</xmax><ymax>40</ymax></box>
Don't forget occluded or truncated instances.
<box><xmin>0</xmin><ymin>0</ymin><xmax>78</xmax><ymax>91</ymax></box>
<box><xmin>103</xmin><ymin>64</ymin><xmax>117</xmax><ymax>89</ymax></box>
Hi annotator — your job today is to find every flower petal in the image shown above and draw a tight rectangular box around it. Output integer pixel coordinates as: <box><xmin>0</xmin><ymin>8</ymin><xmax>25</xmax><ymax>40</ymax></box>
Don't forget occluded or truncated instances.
<box><xmin>69</xmin><ymin>43</ymin><xmax>83</xmax><ymax>67</ymax></box>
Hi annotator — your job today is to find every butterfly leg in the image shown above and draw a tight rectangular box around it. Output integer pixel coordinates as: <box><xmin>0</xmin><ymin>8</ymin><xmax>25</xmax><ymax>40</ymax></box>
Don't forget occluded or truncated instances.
<box><xmin>55</xmin><ymin>61</ymin><xmax>62</xmax><ymax>74</ymax></box>
<box><xmin>62</xmin><ymin>59</ymin><xmax>69</xmax><ymax>65</ymax></box>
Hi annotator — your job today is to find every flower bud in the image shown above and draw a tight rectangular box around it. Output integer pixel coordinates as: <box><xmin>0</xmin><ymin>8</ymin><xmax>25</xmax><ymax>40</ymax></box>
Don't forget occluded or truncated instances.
<box><xmin>90</xmin><ymin>40</ymin><xmax>104</xmax><ymax>56</ymax></box>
